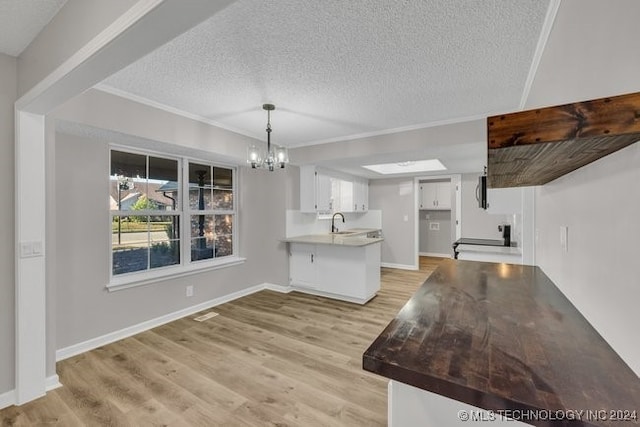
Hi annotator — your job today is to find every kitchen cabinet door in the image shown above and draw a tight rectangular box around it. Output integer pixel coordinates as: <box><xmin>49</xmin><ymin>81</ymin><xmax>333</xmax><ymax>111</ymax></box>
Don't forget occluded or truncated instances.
<box><xmin>289</xmin><ymin>243</ymin><xmax>318</xmax><ymax>288</ymax></box>
<box><xmin>420</xmin><ymin>182</ymin><xmax>451</xmax><ymax>210</ymax></box>
<box><xmin>435</xmin><ymin>182</ymin><xmax>451</xmax><ymax>209</ymax></box>
<box><xmin>316</xmin><ymin>172</ymin><xmax>332</xmax><ymax>213</ymax></box>
<box><xmin>420</xmin><ymin>184</ymin><xmax>437</xmax><ymax>209</ymax></box>
<box><xmin>331</xmin><ymin>177</ymin><xmax>354</xmax><ymax>213</ymax></box>
<box><xmin>300</xmin><ymin>165</ymin><xmax>332</xmax><ymax>213</ymax></box>
<box><xmin>353</xmin><ymin>177</ymin><xmax>369</xmax><ymax>212</ymax></box>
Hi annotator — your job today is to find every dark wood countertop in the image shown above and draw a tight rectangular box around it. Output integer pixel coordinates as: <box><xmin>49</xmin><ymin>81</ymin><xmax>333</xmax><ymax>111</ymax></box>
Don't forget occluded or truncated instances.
<box><xmin>363</xmin><ymin>259</ymin><xmax>640</xmax><ymax>426</ymax></box>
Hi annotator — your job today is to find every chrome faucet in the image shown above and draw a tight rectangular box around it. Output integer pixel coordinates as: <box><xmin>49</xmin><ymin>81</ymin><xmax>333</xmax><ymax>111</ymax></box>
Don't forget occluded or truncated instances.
<box><xmin>331</xmin><ymin>212</ymin><xmax>345</xmax><ymax>233</ymax></box>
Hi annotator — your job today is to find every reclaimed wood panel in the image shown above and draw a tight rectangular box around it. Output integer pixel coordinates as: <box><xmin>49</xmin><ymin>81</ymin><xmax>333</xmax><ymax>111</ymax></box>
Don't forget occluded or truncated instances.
<box><xmin>487</xmin><ymin>91</ymin><xmax>640</xmax><ymax>188</ymax></box>
<box><xmin>363</xmin><ymin>259</ymin><xmax>640</xmax><ymax>427</ymax></box>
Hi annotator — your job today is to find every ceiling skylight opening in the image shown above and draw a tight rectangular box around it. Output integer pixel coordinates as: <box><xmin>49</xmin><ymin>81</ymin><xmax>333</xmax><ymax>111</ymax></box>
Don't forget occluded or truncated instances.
<box><xmin>362</xmin><ymin>159</ymin><xmax>447</xmax><ymax>175</ymax></box>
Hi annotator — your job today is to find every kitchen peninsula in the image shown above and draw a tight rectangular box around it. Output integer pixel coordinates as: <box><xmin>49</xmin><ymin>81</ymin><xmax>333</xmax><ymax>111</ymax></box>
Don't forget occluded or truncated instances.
<box><xmin>282</xmin><ymin>229</ymin><xmax>383</xmax><ymax>304</ymax></box>
<box><xmin>364</xmin><ymin>259</ymin><xmax>640</xmax><ymax>426</ymax></box>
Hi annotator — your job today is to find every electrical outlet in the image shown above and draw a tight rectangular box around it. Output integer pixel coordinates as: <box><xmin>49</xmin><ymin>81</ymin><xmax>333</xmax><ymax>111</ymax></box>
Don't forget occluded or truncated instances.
<box><xmin>186</xmin><ymin>285</ymin><xmax>194</xmax><ymax>297</ymax></box>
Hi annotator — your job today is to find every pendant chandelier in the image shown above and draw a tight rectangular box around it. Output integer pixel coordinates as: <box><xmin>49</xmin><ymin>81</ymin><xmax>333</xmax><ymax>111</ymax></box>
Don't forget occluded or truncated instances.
<box><xmin>247</xmin><ymin>104</ymin><xmax>289</xmax><ymax>171</ymax></box>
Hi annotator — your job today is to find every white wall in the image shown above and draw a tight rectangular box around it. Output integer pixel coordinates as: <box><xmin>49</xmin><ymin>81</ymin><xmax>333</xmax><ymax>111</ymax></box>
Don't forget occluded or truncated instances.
<box><xmin>460</xmin><ymin>173</ymin><xmax>511</xmax><ymax>240</ymax></box>
<box><xmin>525</xmin><ymin>0</ymin><xmax>640</xmax><ymax>109</ymax></box>
<box><xmin>535</xmin><ymin>144</ymin><xmax>640</xmax><ymax>374</ymax></box>
<box><xmin>419</xmin><ymin>210</ymin><xmax>451</xmax><ymax>255</ymax></box>
<box><xmin>369</xmin><ymin>178</ymin><xmax>416</xmax><ymax>268</ymax></box>
<box><xmin>54</xmin><ymin>131</ymin><xmax>291</xmax><ymax>350</ymax></box>
<box><xmin>525</xmin><ymin>0</ymin><xmax>640</xmax><ymax>374</ymax></box>
<box><xmin>0</xmin><ymin>53</ymin><xmax>17</xmax><ymax>395</ymax></box>
<box><xmin>290</xmin><ymin>119</ymin><xmax>485</xmax><ymax>179</ymax></box>
<box><xmin>53</xmin><ymin>89</ymin><xmax>253</xmax><ymax>163</ymax></box>
<box><xmin>49</xmin><ymin>89</ymin><xmax>293</xmax><ymax>354</ymax></box>
<box><xmin>285</xmin><ymin>210</ymin><xmax>382</xmax><ymax>237</ymax></box>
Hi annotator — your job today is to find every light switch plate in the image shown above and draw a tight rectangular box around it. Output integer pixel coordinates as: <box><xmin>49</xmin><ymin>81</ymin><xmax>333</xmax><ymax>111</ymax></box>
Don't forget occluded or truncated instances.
<box><xmin>20</xmin><ymin>241</ymin><xmax>44</xmax><ymax>258</ymax></box>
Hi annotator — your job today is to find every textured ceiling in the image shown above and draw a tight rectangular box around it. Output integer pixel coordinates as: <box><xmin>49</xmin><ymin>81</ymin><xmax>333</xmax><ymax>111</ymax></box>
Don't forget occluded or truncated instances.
<box><xmin>101</xmin><ymin>0</ymin><xmax>551</xmax><ymax>147</ymax></box>
<box><xmin>0</xmin><ymin>0</ymin><xmax>67</xmax><ymax>57</ymax></box>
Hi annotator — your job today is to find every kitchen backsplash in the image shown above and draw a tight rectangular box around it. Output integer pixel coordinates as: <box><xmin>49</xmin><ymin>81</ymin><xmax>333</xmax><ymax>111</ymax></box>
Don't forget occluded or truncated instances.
<box><xmin>286</xmin><ymin>210</ymin><xmax>382</xmax><ymax>237</ymax></box>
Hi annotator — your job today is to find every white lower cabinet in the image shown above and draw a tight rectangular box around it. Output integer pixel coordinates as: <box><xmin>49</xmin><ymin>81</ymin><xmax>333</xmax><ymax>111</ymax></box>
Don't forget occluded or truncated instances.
<box><xmin>288</xmin><ymin>244</ymin><xmax>318</xmax><ymax>288</ymax></box>
<box><xmin>289</xmin><ymin>242</ymin><xmax>381</xmax><ymax>304</ymax></box>
<box><xmin>388</xmin><ymin>381</ymin><xmax>529</xmax><ymax>427</ymax></box>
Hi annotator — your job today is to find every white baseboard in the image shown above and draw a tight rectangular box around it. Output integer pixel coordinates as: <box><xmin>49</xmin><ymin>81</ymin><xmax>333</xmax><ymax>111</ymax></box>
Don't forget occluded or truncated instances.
<box><xmin>264</xmin><ymin>283</ymin><xmax>293</xmax><ymax>293</ymax></box>
<box><xmin>381</xmin><ymin>262</ymin><xmax>418</xmax><ymax>271</ymax></box>
<box><xmin>419</xmin><ymin>252</ymin><xmax>452</xmax><ymax>258</ymax></box>
<box><xmin>0</xmin><ymin>374</ymin><xmax>61</xmax><ymax>410</ymax></box>
<box><xmin>0</xmin><ymin>388</ymin><xmax>15</xmax><ymax>410</ymax></box>
<box><xmin>46</xmin><ymin>374</ymin><xmax>62</xmax><ymax>391</ymax></box>
<box><xmin>56</xmin><ymin>283</ymin><xmax>281</xmax><ymax>361</ymax></box>
<box><xmin>289</xmin><ymin>287</ymin><xmax>374</xmax><ymax>305</ymax></box>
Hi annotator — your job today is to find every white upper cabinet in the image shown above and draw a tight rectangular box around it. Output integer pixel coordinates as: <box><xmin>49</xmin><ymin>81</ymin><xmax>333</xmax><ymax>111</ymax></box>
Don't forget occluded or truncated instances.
<box><xmin>331</xmin><ymin>177</ymin><xmax>354</xmax><ymax>212</ymax></box>
<box><xmin>300</xmin><ymin>165</ymin><xmax>332</xmax><ymax>213</ymax></box>
<box><xmin>300</xmin><ymin>165</ymin><xmax>369</xmax><ymax>214</ymax></box>
<box><xmin>419</xmin><ymin>181</ymin><xmax>451</xmax><ymax>210</ymax></box>
<box><xmin>353</xmin><ymin>177</ymin><xmax>369</xmax><ymax>212</ymax></box>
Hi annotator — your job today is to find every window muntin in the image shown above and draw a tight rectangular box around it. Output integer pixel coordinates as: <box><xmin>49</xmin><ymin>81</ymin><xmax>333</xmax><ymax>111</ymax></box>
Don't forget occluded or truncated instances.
<box><xmin>110</xmin><ymin>149</ymin><xmax>236</xmax><ymax>280</ymax></box>
<box><xmin>188</xmin><ymin>162</ymin><xmax>235</xmax><ymax>262</ymax></box>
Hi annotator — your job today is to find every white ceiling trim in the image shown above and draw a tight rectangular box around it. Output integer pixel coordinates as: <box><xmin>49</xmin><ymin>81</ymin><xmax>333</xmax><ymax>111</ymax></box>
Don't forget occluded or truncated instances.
<box><xmin>95</xmin><ymin>83</ymin><xmax>260</xmax><ymax>141</ymax></box>
<box><xmin>519</xmin><ymin>0</ymin><xmax>562</xmax><ymax>110</ymax></box>
<box><xmin>98</xmin><ymin>83</ymin><xmax>498</xmax><ymax>149</ymax></box>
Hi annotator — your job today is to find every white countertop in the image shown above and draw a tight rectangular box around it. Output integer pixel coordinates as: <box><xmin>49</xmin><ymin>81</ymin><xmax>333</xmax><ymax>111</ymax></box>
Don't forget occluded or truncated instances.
<box><xmin>282</xmin><ymin>229</ymin><xmax>383</xmax><ymax>247</ymax></box>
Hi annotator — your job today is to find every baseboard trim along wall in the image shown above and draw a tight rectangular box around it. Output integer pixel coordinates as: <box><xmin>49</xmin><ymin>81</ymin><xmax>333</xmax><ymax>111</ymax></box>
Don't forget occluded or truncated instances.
<box><xmin>56</xmin><ymin>283</ymin><xmax>289</xmax><ymax>362</ymax></box>
<box><xmin>0</xmin><ymin>375</ymin><xmax>61</xmax><ymax>410</ymax></box>
<box><xmin>0</xmin><ymin>389</ymin><xmax>15</xmax><ymax>410</ymax></box>
<box><xmin>46</xmin><ymin>375</ymin><xmax>62</xmax><ymax>392</ymax></box>
<box><xmin>419</xmin><ymin>252</ymin><xmax>452</xmax><ymax>258</ymax></box>
<box><xmin>381</xmin><ymin>262</ymin><xmax>418</xmax><ymax>271</ymax></box>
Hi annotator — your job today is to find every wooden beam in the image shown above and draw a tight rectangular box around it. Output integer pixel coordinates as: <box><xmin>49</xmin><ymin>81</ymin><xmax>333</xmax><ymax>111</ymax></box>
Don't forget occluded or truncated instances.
<box><xmin>487</xmin><ymin>91</ymin><xmax>640</xmax><ymax>188</ymax></box>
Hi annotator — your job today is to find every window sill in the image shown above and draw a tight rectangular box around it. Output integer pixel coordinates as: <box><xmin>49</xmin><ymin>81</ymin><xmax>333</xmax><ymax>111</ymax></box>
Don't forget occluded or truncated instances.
<box><xmin>106</xmin><ymin>256</ymin><xmax>246</xmax><ymax>292</ymax></box>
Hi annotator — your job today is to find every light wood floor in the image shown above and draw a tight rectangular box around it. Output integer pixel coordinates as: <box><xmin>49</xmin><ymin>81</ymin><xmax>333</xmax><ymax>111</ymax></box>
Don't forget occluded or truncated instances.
<box><xmin>1</xmin><ymin>257</ymin><xmax>444</xmax><ymax>426</ymax></box>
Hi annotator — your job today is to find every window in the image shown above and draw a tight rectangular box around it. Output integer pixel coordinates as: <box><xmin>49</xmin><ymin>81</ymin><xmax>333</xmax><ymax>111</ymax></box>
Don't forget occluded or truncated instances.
<box><xmin>110</xmin><ymin>148</ymin><xmax>238</xmax><ymax>283</ymax></box>
<box><xmin>188</xmin><ymin>162</ymin><xmax>234</xmax><ymax>262</ymax></box>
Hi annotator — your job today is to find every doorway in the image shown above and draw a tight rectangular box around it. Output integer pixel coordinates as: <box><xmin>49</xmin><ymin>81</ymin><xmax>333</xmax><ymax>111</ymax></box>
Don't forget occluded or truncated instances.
<box><xmin>414</xmin><ymin>175</ymin><xmax>461</xmax><ymax>264</ymax></box>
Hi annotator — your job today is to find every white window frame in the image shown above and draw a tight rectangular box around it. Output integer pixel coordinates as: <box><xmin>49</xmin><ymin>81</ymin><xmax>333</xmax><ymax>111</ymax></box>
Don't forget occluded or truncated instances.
<box><xmin>108</xmin><ymin>146</ymin><xmax>244</xmax><ymax>291</ymax></box>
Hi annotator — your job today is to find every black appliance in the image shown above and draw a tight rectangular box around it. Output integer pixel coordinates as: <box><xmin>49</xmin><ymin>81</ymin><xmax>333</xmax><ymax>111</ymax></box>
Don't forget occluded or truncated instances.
<box><xmin>499</xmin><ymin>224</ymin><xmax>511</xmax><ymax>247</ymax></box>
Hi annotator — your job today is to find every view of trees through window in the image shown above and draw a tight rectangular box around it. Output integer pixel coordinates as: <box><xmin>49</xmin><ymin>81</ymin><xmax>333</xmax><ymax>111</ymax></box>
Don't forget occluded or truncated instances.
<box><xmin>188</xmin><ymin>163</ymin><xmax>234</xmax><ymax>262</ymax></box>
<box><xmin>110</xmin><ymin>149</ymin><xmax>235</xmax><ymax>277</ymax></box>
